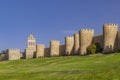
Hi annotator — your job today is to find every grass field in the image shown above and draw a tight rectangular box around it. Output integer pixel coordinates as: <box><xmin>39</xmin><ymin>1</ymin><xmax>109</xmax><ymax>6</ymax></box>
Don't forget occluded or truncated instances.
<box><xmin>0</xmin><ymin>53</ymin><xmax>120</xmax><ymax>80</ymax></box>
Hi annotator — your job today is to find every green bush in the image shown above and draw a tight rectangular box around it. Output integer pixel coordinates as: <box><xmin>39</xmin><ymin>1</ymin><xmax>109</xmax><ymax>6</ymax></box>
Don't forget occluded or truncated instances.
<box><xmin>95</xmin><ymin>43</ymin><xmax>102</xmax><ymax>53</ymax></box>
<box><xmin>87</xmin><ymin>44</ymin><xmax>96</xmax><ymax>54</ymax></box>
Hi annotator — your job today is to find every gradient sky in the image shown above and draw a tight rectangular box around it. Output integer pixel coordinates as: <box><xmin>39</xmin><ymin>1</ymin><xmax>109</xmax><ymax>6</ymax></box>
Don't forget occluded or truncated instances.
<box><xmin>0</xmin><ymin>0</ymin><xmax>120</xmax><ymax>51</ymax></box>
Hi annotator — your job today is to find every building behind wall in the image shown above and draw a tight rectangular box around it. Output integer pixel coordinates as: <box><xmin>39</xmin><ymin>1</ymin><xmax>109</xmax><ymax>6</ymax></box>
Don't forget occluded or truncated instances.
<box><xmin>27</xmin><ymin>33</ymin><xmax>36</xmax><ymax>52</ymax></box>
<box><xmin>25</xmin><ymin>34</ymin><xmax>36</xmax><ymax>59</ymax></box>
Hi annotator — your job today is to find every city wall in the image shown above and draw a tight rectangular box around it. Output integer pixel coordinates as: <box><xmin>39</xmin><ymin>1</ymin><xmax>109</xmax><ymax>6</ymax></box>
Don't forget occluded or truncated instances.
<box><xmin>3</xmin><ymin>23</ymin><xmax>120</xmax><ymax>61</ymax></box>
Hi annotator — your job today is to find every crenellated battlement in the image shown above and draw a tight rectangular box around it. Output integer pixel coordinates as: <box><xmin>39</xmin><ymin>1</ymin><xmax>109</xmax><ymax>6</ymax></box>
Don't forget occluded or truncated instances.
<box><xmin>50</xmin><ymin>40</ymin><xmax>60</xmax><ymax>43</ymax></box>
<box><xmin>80</xmin><ymin>29</ymin><xmax>94</xmax><ymax>33</ymax></box>
<box><xmin>104</xmin><ymin>23</ymin><xmax>118</xmax><ymax>26</ymax></box>
<box><xmin>74</xmin><ymin>33</ymin><xmax>79</xmax><ymax>36</ymax></box>
<box><xmin>103</xmin><ymin>24</ymin><xmax>118</xmax><ymax>29</ymax></box>
<box><xmin>65</xmin><ymin>36</ymin><xmax>74</xmax><ymax>39</ymax></box>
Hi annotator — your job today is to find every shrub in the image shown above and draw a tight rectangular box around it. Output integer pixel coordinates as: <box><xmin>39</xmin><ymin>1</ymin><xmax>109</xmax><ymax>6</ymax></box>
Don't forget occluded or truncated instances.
<box><xmin>87</xmin><ymin>44</ymin><xmax>96</xmax><ymax>54</ymax></box>
<box><xmin>95</xmin><ymin>43</ymin><xmax>102</xmax><ymax>53</ymax></box>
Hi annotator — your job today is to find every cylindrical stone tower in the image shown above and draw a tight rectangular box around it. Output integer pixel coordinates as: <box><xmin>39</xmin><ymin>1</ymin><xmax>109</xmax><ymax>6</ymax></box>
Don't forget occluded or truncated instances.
<box><xmin>65</xmin><ymin>36</ymin><xmax>74</xmax><ymax>55</ymax></box>
<box><xmin>74</xmin><ymin>33</ymin><xmax>79</xmax><ymax>55</ymax></box>
<box><xmin>79</xmin><ymin>29</ymin><xmax>94</xmax><ymax>55</ymax></box>
<box><xmin>50</xmin><ymin>40</ymin><xmax>60</xmax><ymax>56</ymax></box>
<box><xmin>103</xmin><ymin>24</ymin><xmax>118</xmax><ymax>53</ymax></box>
<box><xmin>36</xmin><ymin>44</ymin><xmax>45</xmax><ymax>58</ymax></box>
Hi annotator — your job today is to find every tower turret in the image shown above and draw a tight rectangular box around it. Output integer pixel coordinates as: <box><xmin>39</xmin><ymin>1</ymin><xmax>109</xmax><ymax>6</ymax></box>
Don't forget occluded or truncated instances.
<box><xmin>65</xmin><ymin>36</ymin><xmax>74</xmax><ymax>55</ymax></box>
<box><xmin>25</xmin><ymin>33</ymin><xmax>36</xmax><ymax>59</ymax></box>
<box><xmin>103</xmin><ymin>24</ymin><xmax>118</xmax><ymax>53</ymax></box>
<box><xmin>79</xmin><ymin>29</ymin><xmax>94</xmax><ymax>55</ymax></box>
<box><xmin>74</xmin><ymin>33</ymin><xmax>79</xmax><ymax>55</ymax></box>
<box><xmin>50</xmin><ymin>40</ymin><xmax>60</xmax><ymax>56</ymax></box>
<box><xmin>27</xmin><ymin>33</ymin><xmax>36</xmax><ymax>51</ymax></box>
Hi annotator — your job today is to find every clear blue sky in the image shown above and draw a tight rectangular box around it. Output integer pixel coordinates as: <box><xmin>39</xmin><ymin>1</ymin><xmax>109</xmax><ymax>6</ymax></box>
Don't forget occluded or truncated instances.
<box><xmin>0</xmin><ymin>0</ymin><xmax>120</xmax><ymax>51</ymax></box>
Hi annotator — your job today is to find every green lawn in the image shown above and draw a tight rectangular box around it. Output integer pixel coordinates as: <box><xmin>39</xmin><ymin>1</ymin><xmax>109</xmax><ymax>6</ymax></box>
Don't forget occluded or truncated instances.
<box><xmin>0</xmin><ymin>53</ymin><xmax>120</xmax><ymax>80</ymax></box>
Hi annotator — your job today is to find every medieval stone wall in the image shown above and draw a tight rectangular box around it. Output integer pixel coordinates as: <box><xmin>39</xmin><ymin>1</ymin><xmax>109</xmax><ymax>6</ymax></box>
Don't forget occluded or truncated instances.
<box><xmin>25</xmin><ymin>48</ymin><xmax>35</xmax><ymax>59</ymax></box>
<box><xmin>103</xmin><ymin>24</ymin><xmax>118</xmax><ymax>53</ymax></box>
<box><xmin>59</xmin><ymin>44</ymin><xmax>65</xmax><ymax>56</ymax></box>
<box><xmin>117</xmin><ymin>31</ymin><xmax>120</xmax><ymax>50</ymax></box>
<box><xmin>74</xmin><ymin>33</ymin><xmax>79</xmax><ymax>55</ymax></box>
<box><xmin>6</xmin><ymin>49</ymin><xmax>21</xmax><ymax>60</ymax></box>
<box><xmin>93</xmin><ymin>35</ymin><xmax>103</xmax><ymax>48</ymax></box>
<box><xmin>0</xmin><ymin>54</ymin><xmax>6</xmax><ymax>61</ymax></box>
<box><xmin>36</xmin><ymin>44</ymin><xmax>45</xmax><ymax>57</ymax></box>
<box><xmin>79</xmin><ymin>29</ymin><xmax>94</xmax><ymax>55</ymax></box>
<box><xmin>3</xmin><ymin>23</ymin><xmax>120</xmax><ymax>61</ymax></box>
<box><xmin>65</xmin><ymin>36</ymin><xmax>74</xmax><ymax>55</ymax></box>
<box><xmin>44</xmin><ymin>48</ymin><xmax>50</xmax><ymax>57</ymax></box>
<box><xmin>50</xmin><ymin>40</ymin><xmax>60</xmax><ymax>56</ymax></box>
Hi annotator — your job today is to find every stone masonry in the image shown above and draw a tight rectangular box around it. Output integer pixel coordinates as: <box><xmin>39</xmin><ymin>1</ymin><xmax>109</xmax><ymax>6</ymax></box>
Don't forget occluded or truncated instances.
<box><xmin>36</xmin><ymin>44</ymin><xmax>45</xmax><ymax>58</ymax></box>
<box><xmin>6</xmin><ymin>49</ymin><xmax>20</xmax><ymax>60</ymax></box>
<box><xmin>5</xmin><ymin>23</ymin><xmax>120</xmax><ymax>61</ymax></box>
<box><xmin>65</xmin><ymin>36</ymin><xmax>74</xmax><ymax>55</ymax></box>
<box><xmin>79</xmin><ymin>29</ymin><xmax>94</xmax><ymax>55</ymax></box>
<box><xmin>50</xmin><ymin>40</ymin><xmax>60</xmax><ymax>56</ymax></box>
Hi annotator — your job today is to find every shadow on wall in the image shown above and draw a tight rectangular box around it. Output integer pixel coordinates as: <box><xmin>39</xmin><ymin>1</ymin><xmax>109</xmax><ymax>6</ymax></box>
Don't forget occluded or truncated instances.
<box><xmin>0</xmin><ymin>54</ymin><xmax>7</xmax><ymax>61</ymax></box>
